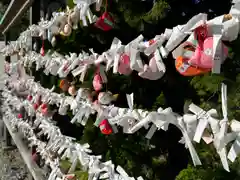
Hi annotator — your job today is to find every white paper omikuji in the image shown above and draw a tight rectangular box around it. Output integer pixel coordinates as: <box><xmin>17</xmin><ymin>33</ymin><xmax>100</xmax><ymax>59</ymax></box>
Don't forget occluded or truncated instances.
<box><xmin>2</xmin><ymin>90</ymin><xmax>143</xmax><ymax>180</ymax></box>
<box><xmin>4</xmin><ymin>0</ymin><xmax>240</xmax><ymax>175</ymax></box>
<box><xmin>6</xmin><ymin>76</ymin><xmax>240</xmax><ymax>172</ymax></box>
<box><xmin>188</xmin><ymin>85</ymin><xmax>231</xmax><ymax>171</ymax></box>
<box><xmin>138</xmin><ymin>48</ymin><xmax>166</xmax><ymax>80</ymax></box>
<box><xmin>74</xmin><ymin>0</ymin><xmax>96</xmax><ymax>26</ymax></box>
<box><xmin>3</xmin><ymin>1</ymin><xmax>240</xmax><ymax>77</ymax></box>
<box><xmin>2</xmin><ymin>105</ymin><xmax>64</xmax><ymax>180</ymax></box>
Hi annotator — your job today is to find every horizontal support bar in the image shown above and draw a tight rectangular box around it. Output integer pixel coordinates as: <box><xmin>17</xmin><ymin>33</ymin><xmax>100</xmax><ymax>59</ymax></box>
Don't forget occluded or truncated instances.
<box><xmin>2</xmin><ymin>117</ymin><xmax>46</xmax><ymax>180</ymax></box>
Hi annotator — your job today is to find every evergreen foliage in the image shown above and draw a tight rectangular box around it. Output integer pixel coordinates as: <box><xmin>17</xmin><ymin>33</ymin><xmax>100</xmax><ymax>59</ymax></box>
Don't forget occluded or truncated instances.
<box><xmin>4</xmin><ymin>0</ymin><xmax>240</xmax><ymax>179</ymax></box>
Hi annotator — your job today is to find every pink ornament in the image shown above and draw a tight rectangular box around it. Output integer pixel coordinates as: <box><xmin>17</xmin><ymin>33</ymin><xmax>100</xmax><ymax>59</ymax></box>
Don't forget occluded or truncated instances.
<box><xmin>93</xmin><ymin>74</ymin><xmax>103</xmax><ymax>91</ymax></box>
<box><xmin>118</xmin><ymin>54</ymin><xmax>132</xmax><ymax>75</ymax></box>
<box><xmin>17</xmin><ymin>114</ymin><xmax>23</xmax><ymax>119</ymax></box>
<box><xmin>41</xmin><ymin>107</ymin><xmax>48</xmax><ymax>115</ymax></box>
<box><xmin>188</xmin><ymin>37</ymin><xmax>228</xmax><ymax>69</ymax></box>
<box><xmin>27</xmin><ymin>95</ymin><xmax>32</xmax><ymax>101</ymax></box>
<box><xmin>68</xmin><ymin>86</ymin><xmax>77</xmax><ymax>96</ymax></box>
<box><xmin>41</xmin><ymin>103</ymin><xmax>48</xmax><ymax>110</ymax></box>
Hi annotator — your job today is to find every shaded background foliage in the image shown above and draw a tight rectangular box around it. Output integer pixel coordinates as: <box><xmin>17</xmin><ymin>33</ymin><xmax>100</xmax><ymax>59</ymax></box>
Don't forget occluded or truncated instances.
<box><xmin>3</xmin><ymin>0</ymin><xmax>240</xmax><ymax>179</ymax></box>
<box><xmin>0</xmin><ymin>0</ymin><xmax>29</xmax><ymax>41</ymax></box>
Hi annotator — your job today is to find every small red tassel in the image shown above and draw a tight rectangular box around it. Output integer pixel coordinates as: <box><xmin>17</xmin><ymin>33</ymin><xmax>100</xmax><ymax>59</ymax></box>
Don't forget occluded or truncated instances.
<box><xmin>40</xmin><ymin>38</ymin><xmax>45</xmax><ymax>56</ymax></box>
<box><xmin>17</xmin><ymin>114</ymin><xmax>23</xmax><ymax>119</ymax></box>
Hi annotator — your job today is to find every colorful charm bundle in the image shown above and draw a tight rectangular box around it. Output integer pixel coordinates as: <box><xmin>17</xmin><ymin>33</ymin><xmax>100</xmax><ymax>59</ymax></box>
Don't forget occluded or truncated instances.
<box><xmin>173</xmin><ymin>14</ymin><xmax>236</xmax><ymax>76</ymax></box>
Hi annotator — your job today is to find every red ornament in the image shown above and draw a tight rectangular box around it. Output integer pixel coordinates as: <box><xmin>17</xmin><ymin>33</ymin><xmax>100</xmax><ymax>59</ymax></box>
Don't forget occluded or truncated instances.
<box><xmin>95</xmin><ymin>12</ymin><xmax>114</xmax><ymax>31</ymax></box>
<box><xmin>33</xmin><ymin>103</ymin><xmax>39</xmax><ymax>110</ymax></box>
<box><xmin>99</xmin><ymin>119</ymin><xmax>112</xmax><ymax>135</ymax></box>
<box><xmin>17</xmin><ymin>114</ymin><xmax>23</xmax><ymax>119</ymax></box>
<box><xmin>93</xmin><ymin>73</ymin><xmax>103</xmax><ymax>91</ymax></box>
<box><xmin>27</xmin><ymin>95</ymin><xmax>32</xmax><ymax>101</ymax></box>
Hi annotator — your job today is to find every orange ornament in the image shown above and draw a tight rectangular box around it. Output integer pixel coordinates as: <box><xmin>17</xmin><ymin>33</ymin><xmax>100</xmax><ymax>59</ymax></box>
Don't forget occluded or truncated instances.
<box><xmin>175</xmin><ymin>56</ymin><xmax>210</xmax><ymax>76</ymax></box>
<box><xmin>59</xmin><ymin>79</ymin><xmax>70</xmax><ymax>92</ymax></box>
<box><xmin>149</xmin><ymin>39</ymin><xmax>155</xmax><ymax>46</ymax></box>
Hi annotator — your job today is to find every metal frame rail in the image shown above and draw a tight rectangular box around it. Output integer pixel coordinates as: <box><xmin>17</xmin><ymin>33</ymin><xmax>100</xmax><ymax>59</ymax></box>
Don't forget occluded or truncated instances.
<box><xmin>2</xmin><ymin>117</ymin><xmax>46</xmax><ymax>180</ymax></box>
<box><xmin>1</xmin><ymin>1</ymin><xmax>68</xmax><ymax>179</ymax></box>
<box><xmin>1</xmin><ymin>1</ymin><xmax>46</xmax><ymax>179</ymax></box>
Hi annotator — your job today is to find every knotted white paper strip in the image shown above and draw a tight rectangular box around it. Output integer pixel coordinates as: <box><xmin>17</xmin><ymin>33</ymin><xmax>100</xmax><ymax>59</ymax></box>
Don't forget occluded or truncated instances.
<box><xmin>3</xmin><ymin>90</ymin><xmax>140</xmax><ymax>180</ymax></box>
<box><xmin>6</xmin><ymin>6</ymin><xmax>240</xmax><ymax>81</ymax></box>
<box><xmin>189</xmin><ymin>104</ymin><xmax>217</xmax><ymax>143</ymax></box>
